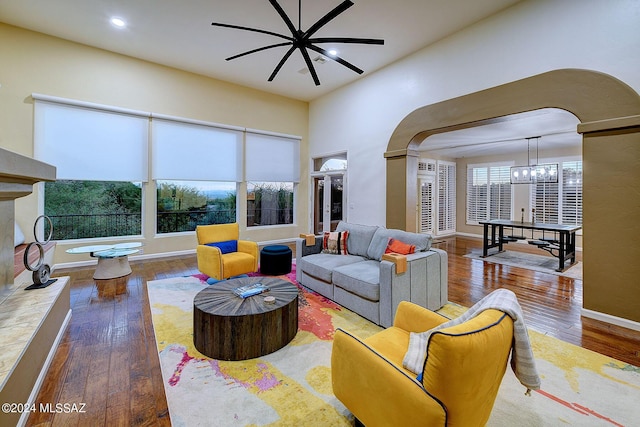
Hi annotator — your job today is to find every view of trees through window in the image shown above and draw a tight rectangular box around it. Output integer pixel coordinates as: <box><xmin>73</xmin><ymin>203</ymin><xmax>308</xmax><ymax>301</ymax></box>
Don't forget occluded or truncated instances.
<box><xmin>247</xmin><ymin>182</ymin><xmax>294</xmax><ymax>227</ymax></box>
<box><xmin>156</xmin><ymin>181</ymin><xmax>236</xmax><ymax>233</ymax></box>
<box><xmin>44</xmin><ymin>180</ymin><xmax>142</xmax><ymax>240</ymax></box>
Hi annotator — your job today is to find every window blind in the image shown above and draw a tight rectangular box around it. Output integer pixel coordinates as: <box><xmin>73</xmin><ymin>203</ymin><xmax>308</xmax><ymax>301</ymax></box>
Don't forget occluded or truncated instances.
<box><xmin>34</xmin><ymin>99</ymin><xmax>149</xmax><ymax>181</ymax></box>
<box><xmin>245</xmin><ymin>132</ymin><xmax>300</xmax><ymax>182</ymax></box>
<box><xmin>466</xmin><ymin>164</ymin><xmax>512</xmax><ymax>224</ymax></box>
<box><xmin>151</xmin><ymin>118</ymin><xmax>243</xmax><ymax>181</ymax></box>
<box><xmin>438</xmin><ymin>161</ymin><xmax>456</xmax><ymax>234</ymax></box>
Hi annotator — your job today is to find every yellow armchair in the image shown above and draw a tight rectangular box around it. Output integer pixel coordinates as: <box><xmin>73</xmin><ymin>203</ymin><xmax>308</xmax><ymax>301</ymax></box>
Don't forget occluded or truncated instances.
<box><xmin>332</xmin><ymin>301</ymin><xmax>514</xmax><ymax>427</ymax></box>
<box><xmin>195</xmin><ymin>223</ymin><xmax>259</xmax><ymax>280</ymax></box>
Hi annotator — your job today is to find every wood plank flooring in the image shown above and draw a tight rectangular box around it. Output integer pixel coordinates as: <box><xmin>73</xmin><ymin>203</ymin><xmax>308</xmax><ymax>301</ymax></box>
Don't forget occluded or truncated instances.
<box><xmin>26</xmin><ymin>237</ymin><xmax>640</xmax><ymax>426</ymax></box>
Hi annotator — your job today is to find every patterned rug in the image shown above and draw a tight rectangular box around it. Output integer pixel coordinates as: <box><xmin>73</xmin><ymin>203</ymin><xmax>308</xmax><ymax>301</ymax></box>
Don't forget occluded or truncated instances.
<box><xmin>147</xmin><ymin>268</ymin><xmax>638</xmax><ymax>426</ymax></box>
<box><xmin>464</xmin><ymin>249</ymin><xmax>583</xmax><ymax>279</ymax></box>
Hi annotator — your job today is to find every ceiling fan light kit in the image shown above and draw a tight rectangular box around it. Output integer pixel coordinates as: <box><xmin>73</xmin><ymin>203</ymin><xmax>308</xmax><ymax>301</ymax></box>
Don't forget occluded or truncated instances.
<box><xmin>211</xmin><ymin>0</ymin><xmax>384</xmax><ymax>86</ymax></box>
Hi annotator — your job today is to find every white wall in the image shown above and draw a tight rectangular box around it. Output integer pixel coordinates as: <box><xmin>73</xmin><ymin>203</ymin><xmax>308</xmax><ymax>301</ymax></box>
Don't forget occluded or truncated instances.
<box><xmin>309</xmin><ymin>0</ymin><xmax>640</xmax><ymax>227</ymax></box>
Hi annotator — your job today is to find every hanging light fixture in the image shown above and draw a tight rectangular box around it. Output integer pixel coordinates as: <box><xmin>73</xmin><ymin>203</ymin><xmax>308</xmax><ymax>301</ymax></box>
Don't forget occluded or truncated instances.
<box><xmin>510</xmin><ymin>136</ymin><xmax>558</xmax><ymax>184</ymax></box>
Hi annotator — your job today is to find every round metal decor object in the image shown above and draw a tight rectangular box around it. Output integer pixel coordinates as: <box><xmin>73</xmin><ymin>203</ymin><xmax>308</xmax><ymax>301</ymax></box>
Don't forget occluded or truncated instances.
<box><xmin>33</xmin><ymin>264</ymin><xmax>51</xmax><ymax>285</ymax></box>
<box><xmin>23</xmin><ymin>242</ymin><xmax>45</xmax><ymax>272</ymax></box>
<box><xmin>34</xmin><ymin>215</ymin><xmax>53</xmax><ymax>244</ymax></box>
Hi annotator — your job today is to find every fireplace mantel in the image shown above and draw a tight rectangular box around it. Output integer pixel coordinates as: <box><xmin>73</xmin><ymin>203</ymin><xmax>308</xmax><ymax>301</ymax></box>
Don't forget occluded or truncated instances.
<box><xmin>1</xmin><ymin>147</ymin><xmax>56</xmax><ymax>299</ymax></box>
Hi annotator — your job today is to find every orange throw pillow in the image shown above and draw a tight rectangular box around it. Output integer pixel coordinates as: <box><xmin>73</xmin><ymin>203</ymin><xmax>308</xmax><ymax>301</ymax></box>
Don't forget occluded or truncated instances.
<box><xmin>385</xmin><ymin>238</ymin><xmax>415</xmax><ymax>255</ymax></box>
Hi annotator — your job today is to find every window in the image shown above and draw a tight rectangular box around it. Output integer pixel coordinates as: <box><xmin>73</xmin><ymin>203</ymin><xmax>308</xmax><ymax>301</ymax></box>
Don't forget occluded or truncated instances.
<box><xmin>531</xmin><ymin>160</ymin><xmax>582</xmax><ymax>225</ymax></box>
<box><xmin>44</xmin><ymin>180</ymin><xmax>142</xmax><ymax>240</ymax></box>
<box><xmin>151</xmin><ymin>118</ymin><xmax>243</xmax><ymax>233</ymax></box>
<box><xmin>247</xmin><ymin>182</ymin><xmax>294</xmax><ymax>226</ymax></box>
<box><xmin>245</xmin><ymin>131</ymin><xmax>300</xmax><ymax>227</ymax></box>
<box><xmin>157</xmin><ymin>181</ymin><xmax>236</xmax><ymax>233</ymax></box>
<box><xmin>34</xmin><ymin>96</ymin><xmax>148</xmax><ymax>240</ymax></box>
<box><xmin>466</xmin><ymin>164</ymin><xmax>512</xmax><ymax>224</ymax></box>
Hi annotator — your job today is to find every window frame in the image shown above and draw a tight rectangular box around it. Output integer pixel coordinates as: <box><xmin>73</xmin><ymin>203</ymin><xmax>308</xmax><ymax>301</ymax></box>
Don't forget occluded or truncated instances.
<box><xmin>466</xmin><ymin>162</ymin><xmax>514</xmax><ymax>226</ymax></box>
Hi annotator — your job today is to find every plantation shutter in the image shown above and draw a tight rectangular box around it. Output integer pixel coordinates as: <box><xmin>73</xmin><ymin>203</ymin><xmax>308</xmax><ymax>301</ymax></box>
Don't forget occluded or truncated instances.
<box><xmin>561</xmin><ymin>161</ymin><xmax>582</xmax><ymax>225</ymax></box>
<box><xmin>419</xmin><ymin>178</ymin><xmax>434</xmax><ymax>234</ymax></box>
<box><xmin>438</xmin><ymin>161</ymin><xmax>456</xmax><ymax>234</ymax></box>
<box><xmin>489</xmin><ymin>166</ymin><xmax>512</xmax><ymax>220</ymax></box>
<box><xmin>466</xmin><ymin>166</ymin><xmax>488</xmax><ymax>223</ymax></box>
<box><xmin>531</xmin><ymin>180</ymin><xmax>558</xmax><ymax>224</ymax></box>
<box><xmin>466</xmin><ymin>164</ymin><xmax>512</xmax><ymax>224</ymax></box>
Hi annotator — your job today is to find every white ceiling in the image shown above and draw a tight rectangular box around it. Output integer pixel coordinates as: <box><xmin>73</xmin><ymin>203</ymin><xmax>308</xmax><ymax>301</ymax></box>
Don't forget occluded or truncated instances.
<box><xmin>0</xmin><ymin>0</ymin><xmax>521</xmax><ymax>101</ymax></box>
<box><xmin>0</xmin><ymin>0</ymin><xmax>581</xmax><ymax>156</ymax></box>
<box><xmin>421</xmin><ymin>109</ymin><xmax>581</xmax><ymax>158</ymax></box>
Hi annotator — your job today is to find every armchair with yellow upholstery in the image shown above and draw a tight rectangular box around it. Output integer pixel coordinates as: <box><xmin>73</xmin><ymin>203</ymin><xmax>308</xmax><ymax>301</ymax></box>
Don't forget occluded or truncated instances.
<box><xmin>196</xmin><ymin>223</ymin><xmax>259</xmax><ymax>280</ymax></box>
<box><xmin>331</xmin><ymin>300</ymin><xmax>514</xmax><ymax>427</ymax></box>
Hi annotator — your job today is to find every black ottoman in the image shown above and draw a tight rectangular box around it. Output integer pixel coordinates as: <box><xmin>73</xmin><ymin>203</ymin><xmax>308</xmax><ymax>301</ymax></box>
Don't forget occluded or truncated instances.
<box><xmin>260</xmin><ymin>245</ymin><xmax>292</xmax><ymax>276</ymax></box>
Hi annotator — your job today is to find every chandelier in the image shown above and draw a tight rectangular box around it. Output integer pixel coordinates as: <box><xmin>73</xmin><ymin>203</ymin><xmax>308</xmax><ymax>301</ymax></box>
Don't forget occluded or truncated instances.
<box><xmin>510</xmin><ymin>136</ymin><xmax>558</xmax><ymax>184</ymax></box>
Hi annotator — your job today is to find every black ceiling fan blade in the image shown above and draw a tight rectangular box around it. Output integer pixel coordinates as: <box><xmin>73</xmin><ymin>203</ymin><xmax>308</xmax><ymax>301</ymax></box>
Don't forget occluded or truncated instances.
<box><xmin>298</xmin><ymin>47</ymin><xmax>320</xmax><ymax>86</ymax></box>
<box><xmin>304</xmin><ymin>0</ymin><xmax>354</xmax><ymax>39</ymax></box>
<box><xmin>211</xmin><ymin>22</ymin><xmax>293</xmax><ymax>42</ymax></box>
<box><xmin>268</xmin><ymin>45</ymin><xmax>297</xmax><ymax>81</ymax></box>
<box><xmin>306</xmin><ymin>44</ymin><xmax>363</xmax><ymax>74</ymax></box>
<box><xmin>309</xmin><ymin>37</ymin><xmax>385</xmax><ymax>46</ymax></box>
<box><xmin>268</xmin><ymin>0</ymin><xmax>299</xmax><ymax>37</ymax></box>
<box><xmin>226</xmin><ymin>42</ymin><xmax>292</xmax><ymax>61</ymax></box>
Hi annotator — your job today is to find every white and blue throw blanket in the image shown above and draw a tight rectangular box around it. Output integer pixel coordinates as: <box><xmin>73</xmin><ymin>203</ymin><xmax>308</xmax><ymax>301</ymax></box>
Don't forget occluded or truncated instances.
<box><xmin>402</xmin><ymin>288</ymin><xmax>541</xmax><ymax>393</ymax></box>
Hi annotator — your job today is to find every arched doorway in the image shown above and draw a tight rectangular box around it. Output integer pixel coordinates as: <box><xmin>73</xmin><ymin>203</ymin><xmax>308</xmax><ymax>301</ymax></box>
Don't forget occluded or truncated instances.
<box><xmin>384</xmin><ymin>69</ymin><xmax>640</xmax><ymax>324</ymax></box>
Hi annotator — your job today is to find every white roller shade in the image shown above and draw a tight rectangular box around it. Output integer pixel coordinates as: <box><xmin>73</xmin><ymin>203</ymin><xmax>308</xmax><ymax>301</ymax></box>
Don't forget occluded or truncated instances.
<box><xmin>245</xmin><ymin>132</ymin><xmax>300</xmax><ymax>182</ymax></box>
<box><xmin>34</xmin><ymin>100</ymin><xmax>149</xmax><ymax>181</ymax></box>
<box><xmin>152</xmin><ymin>118</ymin><xmax>243</xmax><ymax>181</ymax></box>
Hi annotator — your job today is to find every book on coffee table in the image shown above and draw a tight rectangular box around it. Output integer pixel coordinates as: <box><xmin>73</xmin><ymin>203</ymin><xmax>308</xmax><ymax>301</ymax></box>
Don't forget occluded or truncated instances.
<box><xmin>232</xmin><ymin>283</ymin><xmax>269</xmax><ymax>298</ymax></box>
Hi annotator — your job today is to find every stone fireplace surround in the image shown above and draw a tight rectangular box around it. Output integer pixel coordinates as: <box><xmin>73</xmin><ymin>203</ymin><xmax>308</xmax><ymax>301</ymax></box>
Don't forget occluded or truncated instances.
<box><xmin>0</xmin><ymin>147</ymin><xmax>70</xmax><ymax>427</ymax></box>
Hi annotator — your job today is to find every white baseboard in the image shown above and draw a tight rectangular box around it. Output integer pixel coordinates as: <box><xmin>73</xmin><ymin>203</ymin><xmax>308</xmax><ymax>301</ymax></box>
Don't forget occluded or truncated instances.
<box><xmin>581</xmin><ymin>308</ymin><xmax>640</xmax><ymax>332</ymax></box>
<box><xmin>18</xmin><ymin>309</ymin><xmax>72</xmax><ymax>427</ymax></box>
<box><xmin>52</xmin><ymin>238</ymin><xmax>297</xmax><ymax>271</ymax></box>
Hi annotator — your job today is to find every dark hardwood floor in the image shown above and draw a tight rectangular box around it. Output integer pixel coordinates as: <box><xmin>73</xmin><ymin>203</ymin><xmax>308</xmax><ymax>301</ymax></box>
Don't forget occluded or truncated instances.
<box><xmin>27</xmin><ymin>237</ymin><xmax>640</xmax><ymax>426</ymax></box>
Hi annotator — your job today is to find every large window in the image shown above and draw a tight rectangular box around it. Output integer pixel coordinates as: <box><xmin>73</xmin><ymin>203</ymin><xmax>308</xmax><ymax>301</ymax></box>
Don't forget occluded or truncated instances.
<box><xmin>151</xmin><ymin>117</ymin><xmax>242</xmax><ymax>233</ymax></box>
<box><xmin>245</xmin><ymin>132</ymin><xmax>300</xmax><ymax>227</ymax></box>
<box><xmin>247</xmin><ymin>182</ymin><xmax>294</xmax><ymax>226</ymax></box>
<box><xmin>45</xmin><ymin>180</ymin><xmax>142</xmax><ymax>240</ymax></box>
<box><xmin>466</xmin><ymin>164</ymin><xmax>512</xmax><ymax>224</ymax></box>
<box><xmin>157</xmin><ymin>181</ymin><xmax>236</xmax><ymax>233</ymax></box>
<box><xmin>531</xmin><ymin>160</ymin><xmax>582</xmax><ymax>225</ymax></box>
<box><xmin>34</xmin><ymin>96</ymin><xmax>148</xmax><ymax>240</ymax></box>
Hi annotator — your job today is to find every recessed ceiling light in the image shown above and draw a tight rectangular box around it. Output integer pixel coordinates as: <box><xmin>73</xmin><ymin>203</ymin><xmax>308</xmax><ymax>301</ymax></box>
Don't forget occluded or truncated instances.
<box><xmin>110</xmin><ymin>17</ymin><xmax>126</xmax><ymax>28</ymax></box>
<box><xmin>328</xmin><ymin>49</ymin><xmax>338</xmax><ymax>57</ymax></box>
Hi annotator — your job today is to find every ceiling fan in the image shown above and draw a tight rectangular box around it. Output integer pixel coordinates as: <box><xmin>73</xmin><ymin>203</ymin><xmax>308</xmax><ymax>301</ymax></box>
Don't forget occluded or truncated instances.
<box><xmin>211</xmin><ymin>0</ymin><xmax>384</xmax><ymax>86</ymax></box>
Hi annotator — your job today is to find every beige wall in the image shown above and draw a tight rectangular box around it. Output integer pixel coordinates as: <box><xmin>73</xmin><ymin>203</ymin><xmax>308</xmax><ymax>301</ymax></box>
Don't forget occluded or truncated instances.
<box><xmin>0</xmin><ymin>23</ymin><xmax>309</xmax><ymax>265</ymax></box>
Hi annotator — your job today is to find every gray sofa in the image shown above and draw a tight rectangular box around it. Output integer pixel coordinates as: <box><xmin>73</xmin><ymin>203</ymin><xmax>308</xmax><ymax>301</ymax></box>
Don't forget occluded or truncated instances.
<box><xmin>296</xmin><ymin>221</ymin><xmax>448</xmax><ymax>328</ymax></box>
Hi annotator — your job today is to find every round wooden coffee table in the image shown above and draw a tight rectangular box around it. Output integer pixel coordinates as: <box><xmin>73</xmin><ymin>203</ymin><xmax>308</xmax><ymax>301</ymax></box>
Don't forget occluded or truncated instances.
<box><xmin>193</xmin><ymin>277</ymin><xmax>298</xmax><ymax>360</ymax></box>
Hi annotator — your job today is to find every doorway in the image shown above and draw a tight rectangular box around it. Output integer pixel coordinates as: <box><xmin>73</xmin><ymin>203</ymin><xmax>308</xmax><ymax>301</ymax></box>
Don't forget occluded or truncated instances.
<box><xmin>312</xmin><ymin>154</ymin><xmax>347</xmax><ymax>234</ymax></box>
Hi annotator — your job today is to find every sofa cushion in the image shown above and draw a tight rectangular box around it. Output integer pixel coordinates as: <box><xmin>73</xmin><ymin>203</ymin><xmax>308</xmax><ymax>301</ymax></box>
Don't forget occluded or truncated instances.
<box><xmin>298</xmin><ymin>253</ymin><xmax>366</xmax><ymax>283</ymax></box>
<box><xmin>367</xmin><ymin>228</ymin><xmax>432</xmax><ymax>261</ymax></box>
<box><xmin>333</xmin><ymin>260</ymin><xmax>381</xmax><ymax>301</ymax></box>
<box><xmin>336</xmin><ymin>221</ymin><xmax>378</xmax><ymax>258</ymax></box>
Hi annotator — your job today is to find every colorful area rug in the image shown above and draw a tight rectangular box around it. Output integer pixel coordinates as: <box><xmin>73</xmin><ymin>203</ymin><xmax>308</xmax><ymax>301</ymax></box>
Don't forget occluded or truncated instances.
<box><xmin>464</xmin><ymin>249</ymin><xmax>583</xmax><ymax>279</ymax></box>
<box><xmin>147</xmin><ymin>269</ymin><xmax>638</xmax><ymax>426</ymax></box>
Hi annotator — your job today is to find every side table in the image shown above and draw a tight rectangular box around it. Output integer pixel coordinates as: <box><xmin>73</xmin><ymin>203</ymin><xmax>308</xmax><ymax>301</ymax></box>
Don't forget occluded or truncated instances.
<box><xmin>66</xmin><ymin>242</ymin><xmax>142</xmax><ymax>279</ymax></box>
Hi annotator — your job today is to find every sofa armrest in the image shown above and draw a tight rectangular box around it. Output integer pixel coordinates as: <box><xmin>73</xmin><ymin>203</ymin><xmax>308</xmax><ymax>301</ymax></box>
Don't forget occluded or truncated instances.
<box><xmin>295</xmin><ymin>236</ymin><xmax>322</xmax><ymax>258</ymax></box>
<box><xmin>393</xmin><ymin>301</ymin><xmax>449</xmax><ymax>332</ymax></box>
<box><xmin>378</xmin><ymin>248</ymin><xmax>448</xmax><ymax>328</ymax></box>
<box><xmin>238</xmin><ymin>240</ymin><xmax>259</xmax><ymax>271</ymax></box>
<box><xmin>332</xmin><ymin>328</ymin><xmax>446</xmax><ymax>426</ymax></box>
